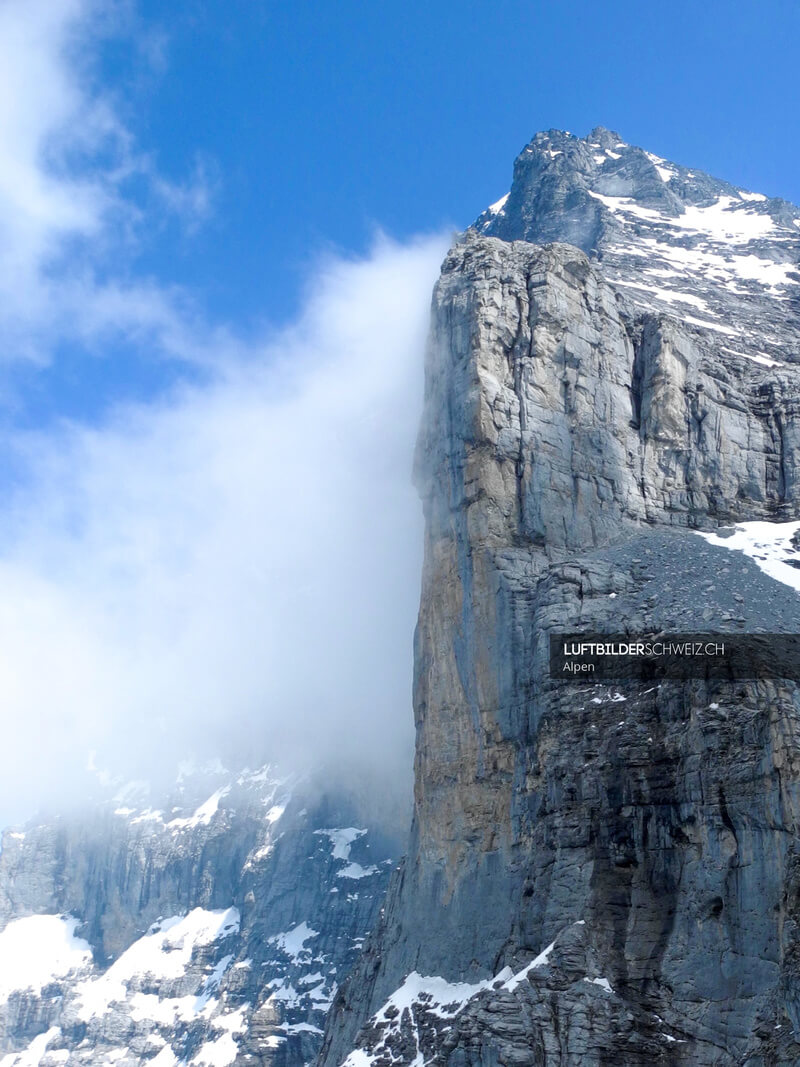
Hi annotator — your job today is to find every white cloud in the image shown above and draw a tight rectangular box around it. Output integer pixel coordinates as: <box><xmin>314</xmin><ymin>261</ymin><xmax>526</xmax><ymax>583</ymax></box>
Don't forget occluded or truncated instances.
<box><xmin>0</xmin><ymin>0</ymin><xmax>214</xmax><ymax>366</ymax></box>
<box><xmin>0</xmin><ymin>230</ymin><xmax>448</xmax><ymax>820</ymax></box>
<box><xmin>0</xmin><ymin>0</ymin><xmax>450</xmax><ymax>822</ymax></box>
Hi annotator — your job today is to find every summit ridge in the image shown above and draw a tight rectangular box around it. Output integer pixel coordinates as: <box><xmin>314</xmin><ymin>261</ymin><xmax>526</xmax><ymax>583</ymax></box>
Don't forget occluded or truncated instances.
<box><xmin>476</xmin><ymin>127</ymin><xmax>800</xmax><ymax>367</ymax></box>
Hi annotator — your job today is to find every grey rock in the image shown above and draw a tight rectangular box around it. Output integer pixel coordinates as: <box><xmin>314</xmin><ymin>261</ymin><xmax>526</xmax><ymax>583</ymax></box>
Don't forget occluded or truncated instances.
<box><xmin>322</xmin><ymin>133</ymin><xmax>800</xmax><ymax>1066</ymax></box>
<box><xmin>476</xmin><ymin>127</ymin><xmax>800</xmax><ymax>369</ymax></box>
<box><xmin>0</xmin><ymin>766</ymin><xmax>401</xmax><ymax>1066</ymax></box>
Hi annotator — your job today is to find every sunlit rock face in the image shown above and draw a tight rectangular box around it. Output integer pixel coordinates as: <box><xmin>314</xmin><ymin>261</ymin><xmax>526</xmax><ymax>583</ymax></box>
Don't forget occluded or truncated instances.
<box><xmin>477</xmin><ymin>127</ymin><xmax>800</xmax><ymax>369</ymax></box>
<box><xmin>0</xmin><ymin>765</ymin><xmax>399</xmax><ymax>1066</ymax></box>
<box><xmin>321</xmin><ymin>132</ymin><xmax>800</xmax><ymax>1066</ymax></box>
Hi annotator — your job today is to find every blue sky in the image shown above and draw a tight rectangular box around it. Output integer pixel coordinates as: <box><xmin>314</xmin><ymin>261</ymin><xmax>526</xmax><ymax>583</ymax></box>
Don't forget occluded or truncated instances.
<box><xmin>1</xmin><ymin>0</ymin><xmax>799</xmax><ymax>818</ymax></box>
<box><xmin>125</xmin><ymin>0</ymin><xmax>800</xmax><ymax>325</ymax></box>
<box><xmin>3</xmin><ymin>0</ymin><xmax>800</xmax><ymax>424</ymax></box>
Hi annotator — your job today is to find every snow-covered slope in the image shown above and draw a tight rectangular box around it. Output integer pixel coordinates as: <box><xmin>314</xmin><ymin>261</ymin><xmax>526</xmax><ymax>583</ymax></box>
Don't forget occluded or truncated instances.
<box><xmin>0</xmin><ymin>765</ymin><xmax>399</xmax><ymax>1066</ymax></box>
<box><xmin>697</xmin><ymin>519</ymin><xmax>800</xmax><ymax>591</ymax></box>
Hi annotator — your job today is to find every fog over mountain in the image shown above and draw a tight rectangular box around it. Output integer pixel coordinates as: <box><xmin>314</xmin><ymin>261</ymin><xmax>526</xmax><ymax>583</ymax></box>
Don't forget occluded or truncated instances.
<box><xmin>0</xmin><ymin>1</ymin><xmax>451</xmax><ymax>823</ymax></box>
<box><xmin>0</xmin><ymin>231</ymin><xmax>448</xmax><ymax>822</ymax></box>
<box><xmin>5</xmin><ymin>4</ymin><xmax>800</xmax><ymax>1067</ymax></box>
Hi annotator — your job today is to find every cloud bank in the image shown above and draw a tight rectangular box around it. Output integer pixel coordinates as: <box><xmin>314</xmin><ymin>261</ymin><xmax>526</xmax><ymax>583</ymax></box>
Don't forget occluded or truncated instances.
<box><xmin>0</xmin><ymin>231</ymin><xmax>447</xmax><ymax>821</ymax></box>
<box><xmin>0</xmin><ymin>0</ymin><xmax>451</xmax><ymax>821</ymax></box>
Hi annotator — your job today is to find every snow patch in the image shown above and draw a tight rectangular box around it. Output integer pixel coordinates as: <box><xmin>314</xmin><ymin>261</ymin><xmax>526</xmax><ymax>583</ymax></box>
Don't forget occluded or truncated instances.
<box><xmin>149</xmin><ymin>1049</ymin><xmax>179</xmax><ymax>1067</ymax></box>
<box><xmin>487</xmin><ymin>193</ymin><xmax>509</xmax><ymax>215</ymax></box>
<box><xmin>0</xmin><ymin>1027</ymin><xmax>65</xmax><ymax>1067</ymax></box>
<box><xmin>585</xmin><ymin>976</ymin><xmax>614</xmax><ymax>993</ymax></box>
<box><xmin>268</xmin><ymin>921</ymin><xmax>318</xmax><ymax>960</ymax></box>
<box><xmin>719</xmin><ymin>346</ymin><xmax>781</xmax><ymax>367</ymax></box>
<box><xmin>315</xmin><ymin>827</ymin><xmax>379</xmax><ymax>878</ymax></box>
<box><xmin>0</xmin><ymin>915</ymin><xmax>92</xmax><ymax>1005</ymax></box>
<box><xmin>130</xmin><ymin>808</ymin><xmax>163</xmax><ymax>825</ymax></box>
<box><xmin>612</xmin><ymin>278</ymin><xmax>710</xmax><ymax>311</ymax></box>
<box><xmin>591</xmin><ymin>190</ymin><xmax>775</xmax><ymax>241</ymax></box>
<box><xmin>697</xmin><ymin>520</ymin><xmax>800</xmax><ymax>592</ymax></box>
<box><xmin>167</xmin><ymin>786</ymin><xmax>230</xmax><ymax>831</ymax></box>
<box><xmin>190</xmin><ymin>1032</ymin><xmax>239</xmax><ymax>1067</ymax></box>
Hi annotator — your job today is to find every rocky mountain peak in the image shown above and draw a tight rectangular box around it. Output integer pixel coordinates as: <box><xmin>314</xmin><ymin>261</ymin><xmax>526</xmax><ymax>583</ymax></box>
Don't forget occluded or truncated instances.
<box><xmin>477</xmin><ymin>128</ymin><xmax>800</xmax><ymax>366</ymax></box>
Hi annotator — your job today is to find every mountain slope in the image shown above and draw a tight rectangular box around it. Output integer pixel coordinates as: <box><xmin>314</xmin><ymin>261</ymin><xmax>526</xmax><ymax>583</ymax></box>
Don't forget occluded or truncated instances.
<box><xmin>321</xmin><ymin>131</ymin><xmax>800</xmax><ymax>1066</ymax></box>
<box><xmin>0</xmin><ymin>766</ymin><xmax>400</xmax><ymax>1066</ymax></box>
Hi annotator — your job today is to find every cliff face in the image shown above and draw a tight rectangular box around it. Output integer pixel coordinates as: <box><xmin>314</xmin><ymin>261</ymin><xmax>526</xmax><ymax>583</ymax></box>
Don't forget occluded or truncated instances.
<box><xmin>321</xmin><ymin>132</ymin><xmax>800</xmax><ymax>1065</ymax></box>
<box><xmin>0</xmin><ymin>766</ymin><xmax>399</xmax><ymax>1066</ymax></box>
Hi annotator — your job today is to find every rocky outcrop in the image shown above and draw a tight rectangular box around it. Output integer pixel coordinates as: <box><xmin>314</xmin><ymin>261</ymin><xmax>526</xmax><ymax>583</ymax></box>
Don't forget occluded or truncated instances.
<box><xmin>0</xmin><ymin>765</ymin><xmax>400</xmax><ymax>1066</ymax></box>
<box><xmin>321</xmin><ymin>133</ymin><xmax>800</xmax><ymax>1066</ymax></box>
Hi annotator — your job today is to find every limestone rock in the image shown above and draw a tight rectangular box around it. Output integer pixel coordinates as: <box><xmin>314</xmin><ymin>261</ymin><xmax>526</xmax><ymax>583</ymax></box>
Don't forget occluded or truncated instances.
<box><xmin>322</xmin><ymin>133</ymin><xmax>800</xmax><ymax>1067</ymax></box>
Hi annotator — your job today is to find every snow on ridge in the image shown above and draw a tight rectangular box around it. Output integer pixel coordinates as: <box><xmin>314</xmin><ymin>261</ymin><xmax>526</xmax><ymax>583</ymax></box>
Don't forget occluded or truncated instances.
<box><xmin>167</xmin><ymin>786</ymin><xmax>230</xmax><ymax>831</ymax></box>
<box><xmin>369</xmin><ymin>971</ymin><xmax>497</xmax><ymax>1031</ymax></box>
<box><xmin>110</xmin><ymin>764</ymin><xmax>289</xmax><ymax>831</ymax></box>
<box><xmin>697</xmin><ymin>520</ymin><xmax>800</xmax><ymax>592</ymax></box>
<box><xmin>644</xmin><ymin>151</ymin><xmax>674</xmax><ymax>183</ymax></box>
<box><xmin>342</xmin><ymin>920</ymin><xmax>589</xmax><ymax>1065</ymax></box>
<box><xmin>487</xmin><ymin>193</ymin><xmax>509</xmax><ymax>215</ymax></box>
<box><xmin>0</xmin><ymin>915</ymin><xmax>92</xmax><ymax>1005</ymax></box>
<box><xmin>501</xmin><ymin>938</ymin><xmax>557</xmax><ymax>992</ymax></box>
<box><xmin>75</xmin><ymin>906</ymin><xmax>240</xmax><ymax>1022</ymax></box>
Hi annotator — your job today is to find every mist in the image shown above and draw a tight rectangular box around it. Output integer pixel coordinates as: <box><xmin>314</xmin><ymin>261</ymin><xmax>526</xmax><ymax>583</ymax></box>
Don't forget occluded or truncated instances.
<box><xmin>0</xmin><ymin>0</ymin><xmax>453</xmax><ymax>824</ymax></box>
<box><xmin>0</xmin><ymin>232</ymin><xmax>449</xmax><ymax>823</ymax></box>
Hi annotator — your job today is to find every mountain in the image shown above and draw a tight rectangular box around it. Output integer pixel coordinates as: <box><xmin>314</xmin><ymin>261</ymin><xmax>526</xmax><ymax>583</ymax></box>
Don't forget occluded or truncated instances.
<box><xmin>0</xmin><ymin>764</ymin><xmax>402</xmax><ymax>1066</ymax></box>
<box><xmin>319</xmin><ymin>130</ymin><xmax>800</xmax><ymax>1065</ymax></box>
<box><xmin>5</xmin><ymin>128</ymin><xmax>800</xmax><ymax>1067</ymax></box>
<box><xmin>476</xmin><ymin>127</ymin><xmax>800</xmax><ymax>368</ymax></box>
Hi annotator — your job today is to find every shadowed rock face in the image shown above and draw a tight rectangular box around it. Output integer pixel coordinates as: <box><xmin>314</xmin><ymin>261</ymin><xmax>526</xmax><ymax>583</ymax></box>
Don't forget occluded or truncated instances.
<box><xmin>321</xmin><ymin>135</ymin><xmax>800</xmax><ymax>1066</ymax></box>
